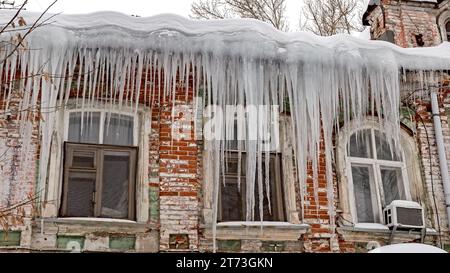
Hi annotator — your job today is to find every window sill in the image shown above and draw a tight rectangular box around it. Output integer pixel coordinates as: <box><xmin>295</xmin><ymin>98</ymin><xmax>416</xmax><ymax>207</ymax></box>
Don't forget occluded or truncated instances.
<box><xmin>217</xmin><ymin>221</ymin><xmax>310</xmax><ymax>229</ymax></box>
<box><xmin>35</xmin><ymin>217</ymin><xmax>155</xmax><ymax>232</ymax></box>
<box><xmin>203</xmin><ymin>222</ymin><xmax>310</xmax><ymax>241</ymax></box>
<box><xmin>337</xmin><ymin>223</ymin><xmax>439</xmax><ymax>239</ymax></box>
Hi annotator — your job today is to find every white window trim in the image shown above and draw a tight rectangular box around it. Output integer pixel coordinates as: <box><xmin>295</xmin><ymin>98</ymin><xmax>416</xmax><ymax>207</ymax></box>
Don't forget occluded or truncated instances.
<box><xmin>337</xmin><ymin>118</ymin><xmax>414</xmax><ymax>225</ymax></box>
<box><xmin>42</xmin><ymin>100</ymin><xmax>151</xmax><ymax>223</ymax></box>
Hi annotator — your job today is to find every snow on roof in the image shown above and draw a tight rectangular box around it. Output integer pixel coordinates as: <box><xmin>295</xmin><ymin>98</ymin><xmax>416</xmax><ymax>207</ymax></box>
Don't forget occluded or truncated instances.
<box><xmin>1</xmin><ymin>10</ymin><xmax>450</xmax><ymax>70</ymax></box>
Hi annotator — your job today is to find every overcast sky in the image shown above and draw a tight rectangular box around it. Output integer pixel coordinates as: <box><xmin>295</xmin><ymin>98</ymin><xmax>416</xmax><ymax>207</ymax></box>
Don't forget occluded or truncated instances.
<box><xmin>23</xmin><ymin>0</ymin><xmax>305</xmax><ymax>29</ymax></box>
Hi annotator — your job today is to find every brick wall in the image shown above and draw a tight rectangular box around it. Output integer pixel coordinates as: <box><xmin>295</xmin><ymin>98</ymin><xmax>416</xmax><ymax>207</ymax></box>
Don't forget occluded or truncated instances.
<box><xmin>416</xmin><ymin>99</ymin><xmax>450</xmax><ymax>234</ymax></box>
<box><xmin>157</xmin><ymin>84</ymin><xmax>200</xmax><ymax>252</ymax></box>
<box><xmin>0</xmin><ymin>93</ymin><xmax>39</xmax><ymax>208</ymax></box>
<box><xmin>366</xmin><ymin>0</ymin><xmax>442</xmax><ymax>47</ymax></box>
<box><xmin>0</xmin><ymin>90</ymin><xmax>39</xmax><ymax>249</ymax></box>
<box><xmin>302</xmin><ymin>142</ymin><xmax>335</xmax><ymax>253</ymax></box>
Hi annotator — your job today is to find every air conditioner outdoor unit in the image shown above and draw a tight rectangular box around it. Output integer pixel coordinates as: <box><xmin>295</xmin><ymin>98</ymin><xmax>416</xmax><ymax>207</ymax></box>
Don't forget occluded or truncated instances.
<box><xmin>383</xmin><ymin>200</ymin><xmax>425</xmax><ymax>229</ymax></box>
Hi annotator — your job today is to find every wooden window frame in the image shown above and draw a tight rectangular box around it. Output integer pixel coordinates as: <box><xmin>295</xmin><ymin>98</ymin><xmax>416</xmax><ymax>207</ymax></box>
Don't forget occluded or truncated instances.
<box><xmin>218</xmin><ymin>151</ymin><xmax>286</xmax><ymax>222</ymax></box>
<box><xmin>61</xmin><ymin>142</ymin><xmax>138</xmax><ymax>220</ymax></box>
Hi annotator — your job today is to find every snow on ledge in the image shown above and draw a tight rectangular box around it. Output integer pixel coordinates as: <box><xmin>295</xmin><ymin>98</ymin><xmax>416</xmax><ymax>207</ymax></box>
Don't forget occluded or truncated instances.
<box><xmin>51</xmin><ymin>217</ymin><xmax>139</xmax><ymax>225</ymax></box>
<box><xmin>217</xmin><ymin>222</ymin><xmax>310</xmax><ymax>229</ymax></box>
<box><xmin>388</xmin><ymin>200</ymin><xmax>422</xmax><ymax>209</ymax></box>
<box><xmin>345</xmin><ymin>224</ymin><xmax>438</xmax><ymax>235</ymax></box>
<box><xmin>352</xmin><ymin>223</ymin><xmax>390</xmax><ymax>231</ymax></box>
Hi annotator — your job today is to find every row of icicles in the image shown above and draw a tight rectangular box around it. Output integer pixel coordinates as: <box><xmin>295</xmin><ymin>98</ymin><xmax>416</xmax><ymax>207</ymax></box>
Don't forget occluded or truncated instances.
<box><xmin>0</xmin><ymin>44</ymin><xmax>442</xmax><ymax>251</ymax></box>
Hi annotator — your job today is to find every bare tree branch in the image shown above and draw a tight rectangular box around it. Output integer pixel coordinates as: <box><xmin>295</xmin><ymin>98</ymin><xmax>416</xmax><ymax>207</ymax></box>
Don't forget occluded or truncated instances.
<box><xmin>0</xmin><ymin>0</ymin><xmax>58</xmax><ymax>65</ymax></box>
<box><xmin>0</xmin><ymin>0</ymin><xmax>59</xmax><ymax>233</ymax></box>
<box><xmin>191</xmin><ymin>0</ymin><xmax>288</xmax><ymax>31</ymax></box>
<box><xmin>301</xmin><ymin>0</ymin><xmax>364</xmax><ymax>36</ymax></box>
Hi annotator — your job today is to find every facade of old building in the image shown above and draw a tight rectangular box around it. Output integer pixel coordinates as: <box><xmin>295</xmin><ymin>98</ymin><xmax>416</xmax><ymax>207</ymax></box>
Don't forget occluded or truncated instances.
<box><xmin>1</xmin><ymin>0</ymin><xmax>450</xmax><ymax>253</ymax></box>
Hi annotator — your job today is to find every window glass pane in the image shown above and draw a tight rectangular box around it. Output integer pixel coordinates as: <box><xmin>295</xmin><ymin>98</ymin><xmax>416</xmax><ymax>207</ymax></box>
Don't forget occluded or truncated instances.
<box><xmin>220</xmin><ymin>154</ymin><xmax>283</xmax><ymax>222</ymax></box>
<box><xmin>348</xmin><ymin>129</ymin><xmax>373</xmax><ymax>158</ymax></box>
<box><xmin>220</xmin><ymin>177</ymin><xmax>244</xmax><ymax>221</ymax></box>
<box><xmin>66</xmin><ymin>171</ymin><xmax>96</xmax><ymax>217</ymax></box>
<box><xmin>380</xmin><ymin>166</ymin><xmax>405</xmax><ymax>206</ymax></box>
<box><xmin>103</xmin><ymin>114</ymin><xmax>134</xmax><ymax>146</ymax></box>
<box><xmin>223</xmin><ymin>153</ymin><xmax>246</xmax><ymax>176</ymax></box>
<box><xmin>351</xmin><ymin>165</ymin><xmax>377</xmax><ymax>223</ymax></box>
<box><xmin>72</xmin><ymin>151</ymin><xmax>95</xmax><ymax>168</ymax></box>
<box><xmin>68</xmin><ymin>112</ymin><xmax>100</xmax><ymax>144</ymax></box>
<box><xmin>224</xmin><ymin>160</ymin><xmax>240</xmax><ymax>175</ymax></box>
<box><xmin>226</xmin><ymin>120</ymin><xmax>245</xmax><ymax>151</ymax></box>
<box><xmin>446</xmin><ymin>22</ymin><xmax>450</xmax><ymax>40</ymax></box>
<box><xmin>374</xmin><ymin>131</ymin><xmax>401</xmax><ymax>161</ymax></box>
<box><xmin>100</xmin><ymin>151</ymin><xmax>132</xmax><ymax>219</ymax></box>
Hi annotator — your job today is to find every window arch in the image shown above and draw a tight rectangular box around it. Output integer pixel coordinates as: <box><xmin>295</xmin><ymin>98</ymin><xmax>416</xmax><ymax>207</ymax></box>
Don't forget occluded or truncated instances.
<box><xmin>336</xmin><ymin>119</ymin><xmax>423</xmax><ymax>225</ymax></box>
<box><xmin>437</xmin><ymin>10</ymin><xmax>450</xmax><ymax>42</ymax></box>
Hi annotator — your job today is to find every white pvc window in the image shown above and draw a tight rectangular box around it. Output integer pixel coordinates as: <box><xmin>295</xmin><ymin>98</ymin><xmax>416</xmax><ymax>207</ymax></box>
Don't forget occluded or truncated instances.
<box><xmin>347</xmin><ymin>128</ymin><xmax>411</xmax><ymax>223</ymax></box>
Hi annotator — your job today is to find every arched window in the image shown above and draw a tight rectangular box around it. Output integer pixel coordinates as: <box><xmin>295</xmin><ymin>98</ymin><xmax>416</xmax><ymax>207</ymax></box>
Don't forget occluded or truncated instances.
<box><xmin>346</xmin><ymin>128</ymin><xmax>410</xmax><ymax>223</ymax></box>
<box><xmin>336</xmin><ymin>119</ymin><xmax>424</xmax><ymax>226</ymax></box>
<box><xmin>437</xmin><ymin>10</ymin><xmax>450</xmax><ymax>42</ymax></box>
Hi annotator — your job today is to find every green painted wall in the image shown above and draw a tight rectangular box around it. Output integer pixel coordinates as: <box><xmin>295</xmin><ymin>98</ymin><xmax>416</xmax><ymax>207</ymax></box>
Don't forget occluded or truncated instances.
<box><xmin>444</xmin><ymin>244</ymin><xmax>450</xmax><ymax>253</ymax></box>
<box><xmin>0</xmin><ymin>231</ymin><xmax>21</xmax><ymax>247</ymax></box>
<box><xmin>217</xmin><ymin>240</ymin><xmax>241</xmax><ymax>252</ymax></box>
<box><xmin>109</xmin><ymin>235</ymin><xmax>136</xmax><ymax>250</ymax></box>
<box><xmin>149</xmin><ymin>187</ymin><xmax>159</xmax><ymax>222</ymax></box>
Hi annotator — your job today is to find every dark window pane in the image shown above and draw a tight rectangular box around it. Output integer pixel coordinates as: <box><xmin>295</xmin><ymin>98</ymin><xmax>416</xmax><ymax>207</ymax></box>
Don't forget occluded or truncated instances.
<box><xmin>446</xmin><ymin>21</ymin><xmax>450</xmax><ymax>40</ymax></box>
<box><xmin>72</xmin><ymin>151</ymin><xmax>95</xmax><ymax>168</ymax></box>
<box><xmin>348</xmin><ymin>129</ymin><xmax>373</xmax><ymax>158</ymax></box>
<box><xmin>220</xmin><ymin>154</ymin><xmax>283</xmax><ymax>222</ymax></box>
<box><xmin>380</xmin><ymin>167</ymin><xmax>404</xmax><ymax>206</ymax></box>
<box><xmin>223</xmin><ymin>154</ymin><xmax>245</xmax><ymax>176</ymax></box>
<box><xmin>103</xmin><ymin>114</ymin><xmax>134</xmax><ymax>146</ymax></box>
<box><xmin>254</xmin><ymin>159</ymin><xmax>282</xmax><ymax>221</ymax></box>
<box><xmin>220</xmin><ymin>177</ymin><xmax>244</xmax><ymax>221</ymax></box>
<box><xmin>225</xmin><ymin>161</ymin><xmax>239</xmax><ymax>175</ymax></box>
<box><xmin>66</xmin><ymin>171</ymin><xmax>96</xmax><ymax>217</ymax></box>
<box><xmin>100</xmin><ymin>151</ymin><xmax>131</xmax><ymax>219</ymax></box>
<box><xmin>68</xmin><ymin>112</ymin><xmax>100</xmax><ymax>144</ymax></box>
<box><xmin>374</xmin><ymin>131</ymin><xmax>401</xmax><ymax>161</ymax></box>
<box><xmin>352</xmin><ymin>165</ymin><xmax>377</xmax><ymax>223</ymax></box>
<box><xmin>226</xmin><ymin>120</ymin><xmax>245</xmax><ymax>151</ymax></box>
<box><xmin>254</xmin><ymin>180</ymin><xmax>274</xmax><ymax>221</ymax></box>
